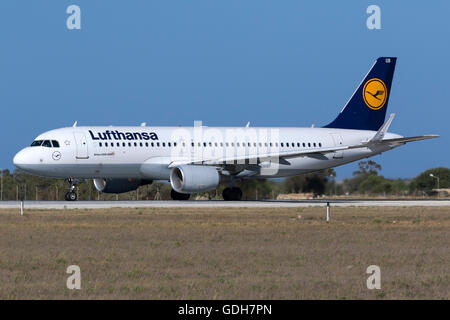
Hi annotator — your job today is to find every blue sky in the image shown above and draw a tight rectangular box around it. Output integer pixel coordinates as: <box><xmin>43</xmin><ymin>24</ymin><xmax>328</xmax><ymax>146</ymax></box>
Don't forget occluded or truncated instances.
<box><xmin>1</xmin><ymin>1</ymin><xmax>448</xmax><ymax>179</ymax></box>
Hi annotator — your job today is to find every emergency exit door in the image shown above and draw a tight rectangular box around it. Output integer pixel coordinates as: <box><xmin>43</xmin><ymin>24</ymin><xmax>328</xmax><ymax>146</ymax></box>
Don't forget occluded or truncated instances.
<box><xmin>330</xmin><ymin>133</ymin><xmax>344</xmax><ymax>159</ymax></box>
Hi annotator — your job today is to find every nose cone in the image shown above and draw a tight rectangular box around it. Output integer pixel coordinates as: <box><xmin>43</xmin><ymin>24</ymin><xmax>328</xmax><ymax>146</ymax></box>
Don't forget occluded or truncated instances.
<box><xmin>13</xmin><ymin>148</ymin><xmax>32</xmax><ymax>170</ymax></box>
<box><xmin>13</xmin><ymin>150</ymin><xmax>25</xmax><ymax>169</ymax></box>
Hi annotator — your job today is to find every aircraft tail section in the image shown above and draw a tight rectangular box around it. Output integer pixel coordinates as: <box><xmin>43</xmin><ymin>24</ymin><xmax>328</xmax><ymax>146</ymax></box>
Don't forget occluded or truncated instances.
<box><xmin>324</xmin><ymin>57</ymin><xmax>397</xmax><ymax>131</ymax></box>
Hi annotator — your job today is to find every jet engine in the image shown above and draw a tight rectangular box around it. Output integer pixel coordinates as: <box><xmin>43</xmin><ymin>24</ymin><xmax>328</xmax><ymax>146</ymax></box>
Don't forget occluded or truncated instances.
<box><xmin>93</xmin><ymin>178</ymin><xmax>152</xmax><ymax>194</ymax></box>
<box><xmin>170</xmin><ymin>165</ymin><xmax>220</xmax><ymax>193</ymax></box>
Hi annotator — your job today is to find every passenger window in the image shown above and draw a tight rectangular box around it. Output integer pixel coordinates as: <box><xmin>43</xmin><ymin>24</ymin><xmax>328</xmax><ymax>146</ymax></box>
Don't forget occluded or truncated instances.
<box><xmin>116</xmin><ymin>143</ymin><xmax>120</xmax><ymax>147</ymax></box>
<box><xmin>99</xmin><ymin>142</ymin><xmax>102</xmax><ymax>147</ymax></box>
<box><xmin>308</xmin><ymin>143</ymin><xmax>311</xmax><ymax>147</ymax></box>
<box><xmin>145</xmin><ymin>142</ymin><xmax>148</xmax><ymax>147</ymax></box>
<box><xmin>286</xmin><ymin>143</ymin><xmax>289</xmax><ymax>147</ymax></box>
<box><xmin>319</xmin><ymin>143</ymin><xmax>322</xmax><ymax>147</ymax></box>
<box><xmin>105</xmin><ymin>142</ymin><xmax>109</xmax><ymax>147</ymax></box>
<box><xmin>297</xmin><ymin>143</ymin><xmax>300</xmax><ymax>147</ymax></box>
<box><xmin>123</xmin><ymin>142</ymin><xmax>126</xmax><ymax>147</ymax></box>
<box><xmin>281</xmin><ymin>143</ymin><xmax>284</xmax><ymax>147</ymax></box>
<box><xmin>313</xmin><ymin>143</ymin><xmax>316</xmax><ymax>147</ymax></box>
<box><xmin>128</xmin><ymin>142</ymin><xmax>132</xmax><ymax>147</ymax></box>
<box><xmin>168</xmin><ymin>142</ymin><xmax>171</xmax><ymax>147</ymax></box>
<box><xmin>151</xmin><ymin>142</ymin><xmax>154</xmax><ymax>147</ymax></box>
<box><xmin>303</xmin><ymin>143</ymin><xmax>306</xmax><ymax>147</ymax></box>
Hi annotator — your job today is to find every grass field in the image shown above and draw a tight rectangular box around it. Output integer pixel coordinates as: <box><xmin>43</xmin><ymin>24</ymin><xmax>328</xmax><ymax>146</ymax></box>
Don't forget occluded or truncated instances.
<box><xmin>0</xmin><ymin>206</ymin><xmax>448</xmax><ymax>299</ymax></box>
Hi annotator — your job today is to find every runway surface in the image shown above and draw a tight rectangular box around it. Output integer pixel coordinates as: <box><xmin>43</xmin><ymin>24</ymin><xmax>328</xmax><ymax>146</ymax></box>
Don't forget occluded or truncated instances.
<box><xmin>0</xmin><ymin>199</ymin><xmax>449</xmax><ymax>209</ymax></box>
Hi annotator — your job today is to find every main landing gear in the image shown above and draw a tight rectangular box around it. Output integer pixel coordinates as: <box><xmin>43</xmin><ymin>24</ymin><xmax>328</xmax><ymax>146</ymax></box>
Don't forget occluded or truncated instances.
<box><xmin>222</xmin><ymin>187</ymin><xmax>242</xmax><ymax>201</ymax></box>
<box><xmin>64</xmin><ymin>178</ymin><xmax>78</xmax><ymax>201</ymax></box>
<box><xmin>170</xmin><ymin>189</ymin><xmax>190</xmax><ymax>200</ymax></box>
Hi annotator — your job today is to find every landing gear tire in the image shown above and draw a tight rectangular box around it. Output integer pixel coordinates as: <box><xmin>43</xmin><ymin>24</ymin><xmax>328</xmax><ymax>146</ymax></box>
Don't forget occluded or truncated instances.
<box><xmin>65</xmin><ymin>191</ymin><xmax>77</xmax><ymax>201</ymax></box>
<box><xmin>171</xmin><ymin>189</ymin><xmax>190</xmax><ymax>200</ymax></box>
<box><xmin>64</xmin><ymin>178</ymin><xmax>78</xmax><ymax>201</ymax></box>
<box><xmin>222</xmin><ymin>187</ymin><xmax>242</xmax><ymax>201</ymax></box>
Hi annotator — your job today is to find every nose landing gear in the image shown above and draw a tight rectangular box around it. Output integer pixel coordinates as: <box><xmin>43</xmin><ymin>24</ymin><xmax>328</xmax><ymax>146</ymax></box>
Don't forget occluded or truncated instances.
<box><xmin>64</xmin><ymin>178</ymin><xmax>78</xmax><ymax>201</ymax></box>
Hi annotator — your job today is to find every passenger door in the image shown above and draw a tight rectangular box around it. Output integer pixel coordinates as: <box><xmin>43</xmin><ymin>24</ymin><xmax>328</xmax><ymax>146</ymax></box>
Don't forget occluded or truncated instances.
<box><xmin>74</xmin><ymin>132</ymin><xmax>89</xmax><ymax>159</ymax></box>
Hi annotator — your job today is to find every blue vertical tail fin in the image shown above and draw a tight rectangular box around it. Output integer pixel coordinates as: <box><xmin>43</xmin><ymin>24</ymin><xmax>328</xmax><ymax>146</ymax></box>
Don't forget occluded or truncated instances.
<box><xmin>323</xmin><ymin>57</ymin><xmax>397</xmax><ymax>131</ymax></box>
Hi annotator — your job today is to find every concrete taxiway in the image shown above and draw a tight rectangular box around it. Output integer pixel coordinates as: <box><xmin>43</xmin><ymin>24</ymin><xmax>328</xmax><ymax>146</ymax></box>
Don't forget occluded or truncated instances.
<box><xmin>0</xmin><ymin>200</ymin><xmax>449</xmax><ymax>209</ymax></box>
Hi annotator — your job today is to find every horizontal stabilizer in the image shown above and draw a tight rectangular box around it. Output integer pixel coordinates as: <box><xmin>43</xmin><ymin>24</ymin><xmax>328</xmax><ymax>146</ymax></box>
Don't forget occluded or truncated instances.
<box><xmin>348</xmin><ymin>134</ymin><xmax>439</xmax><ymax>150</ymax></box>
<box><xmin>373</xmin><ymin>135</ymin><xmax>439</xmax><ymax>145</ymax></box>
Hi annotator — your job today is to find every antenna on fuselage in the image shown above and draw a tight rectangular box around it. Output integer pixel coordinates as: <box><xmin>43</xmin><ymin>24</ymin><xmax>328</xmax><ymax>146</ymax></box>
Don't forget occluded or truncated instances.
<box><xmin>245</xmin><ymin>122</ymin><xmax>250</xmax><ymax>128</ymax></box>
<box><xmin>72</xmin><ymin>121</ymin><xmax>77</xmax><ymax>127</ymax></box>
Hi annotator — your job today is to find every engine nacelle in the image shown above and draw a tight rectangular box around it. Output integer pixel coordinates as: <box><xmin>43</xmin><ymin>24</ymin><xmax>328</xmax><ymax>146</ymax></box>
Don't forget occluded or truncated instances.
<box><xmin>93</xmin><ymin>178</ymin><xmax>152</xmax><ymax>194</ymax></box>
<box><xmin>170</xmin><ymin>165</ymin><xmax>220</xmax><ymax>193</ymax></box>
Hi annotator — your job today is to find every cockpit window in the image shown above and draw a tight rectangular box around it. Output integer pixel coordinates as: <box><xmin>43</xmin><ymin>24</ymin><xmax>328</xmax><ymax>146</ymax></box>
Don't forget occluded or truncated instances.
<box><xmin>30</xmin><ymin>140</ymin><xmax>43</xmax><ymax>147</ymax></box>
<box><xmin>30</xmin><ymin>139</ymin><xmax>61</xmax><ymax>148</ymax></box>
<box><xmin>42</xmin><ymin>140</ymin><xmax>52</xmax><ymax>148</ymax></box>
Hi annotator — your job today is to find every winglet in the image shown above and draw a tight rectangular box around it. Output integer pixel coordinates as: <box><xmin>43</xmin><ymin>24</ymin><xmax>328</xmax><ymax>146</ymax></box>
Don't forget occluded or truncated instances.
<box><xmin>370</xmin><ymin>113</ymin><xmax>395</xmax><ymax>142</ymax></box>
<box><xmin>72</xmin><ymin>121</ymin><xmax>77</xmax><ymax>127</ymax></box>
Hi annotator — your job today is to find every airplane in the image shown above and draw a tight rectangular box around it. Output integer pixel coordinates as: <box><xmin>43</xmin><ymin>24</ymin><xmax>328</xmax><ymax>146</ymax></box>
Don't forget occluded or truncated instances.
<box><xmin>13</xmin><ymin>57</ymin><xmax>438</xmax><ymax>201</ymax></box>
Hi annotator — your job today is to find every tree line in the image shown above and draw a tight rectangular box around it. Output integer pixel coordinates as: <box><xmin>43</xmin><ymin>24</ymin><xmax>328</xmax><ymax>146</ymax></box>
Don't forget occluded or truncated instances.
<box><xmin>0</xmin><ymin>161</ymin><xmax>448</xmax><ymax>201</ymax></box>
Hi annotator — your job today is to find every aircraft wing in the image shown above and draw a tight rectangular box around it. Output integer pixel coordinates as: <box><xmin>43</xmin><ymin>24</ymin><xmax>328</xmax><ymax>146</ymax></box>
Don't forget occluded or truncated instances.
<box><xmin>168</xmin><ymin>145</ymin><xmax>349</xmax><ymax>168</ymax></box>
<box><xmin>168</xmin><ymin>135</ymin><xmax>439</xmax><ymax>168</ymax></box>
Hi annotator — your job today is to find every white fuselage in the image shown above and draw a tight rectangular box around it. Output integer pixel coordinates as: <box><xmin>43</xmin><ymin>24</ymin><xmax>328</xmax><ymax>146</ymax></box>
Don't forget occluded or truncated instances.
<box><xmin>13</xmin><ymin>126</ymin><xmax>401</xmax><ymax>180</ymax></box>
